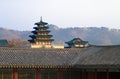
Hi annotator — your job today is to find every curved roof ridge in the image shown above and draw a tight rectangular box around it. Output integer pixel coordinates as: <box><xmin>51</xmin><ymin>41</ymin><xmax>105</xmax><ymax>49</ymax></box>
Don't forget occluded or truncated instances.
<box><xmin>91</xmin><ymin>45</ymin><xmax>120</xmax><ymax>47</ymax></box>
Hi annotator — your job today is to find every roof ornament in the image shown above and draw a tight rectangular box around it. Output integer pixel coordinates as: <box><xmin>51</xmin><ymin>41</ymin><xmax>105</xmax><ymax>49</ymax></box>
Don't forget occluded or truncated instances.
<box><xmin>40</xmin><ymin>16</ymin><xmax>42</xmax><ymax>22</ymax></box>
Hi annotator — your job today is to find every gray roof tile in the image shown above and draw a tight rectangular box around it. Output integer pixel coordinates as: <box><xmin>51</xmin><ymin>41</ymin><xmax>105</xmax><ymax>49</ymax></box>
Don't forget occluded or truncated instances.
<box><xmin>0</xmin><ymin>45</ymin><xmax>120</xmax><ymax>68</ymax></box>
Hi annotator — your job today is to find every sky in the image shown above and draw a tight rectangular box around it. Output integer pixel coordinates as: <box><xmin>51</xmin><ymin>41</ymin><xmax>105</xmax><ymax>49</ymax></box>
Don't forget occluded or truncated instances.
<box><xmin>0</xmin><ymin>0</ymin><xmax>120</xmax><ymax>31</ymax></box>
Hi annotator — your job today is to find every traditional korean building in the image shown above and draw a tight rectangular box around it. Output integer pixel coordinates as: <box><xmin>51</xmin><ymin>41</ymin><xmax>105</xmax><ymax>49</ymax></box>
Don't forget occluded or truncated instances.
<box><xmin>0</xmin><ymin>45</ymin><xmax>120</xmax><ymax>79</ymax></box>
<box><xmin>65</xmin><ymin>38</ymin><xmax>89</xmax><ymax>48</ymax></box>
<box><xmin>28</xmin><ymin>17</ymin><xmax>54</xmax><ymax>48</ymax></box>
<box><xmin>0</xmin><ymin>18</ymin><xmax>120</xmax><ymax>79</ymax></box>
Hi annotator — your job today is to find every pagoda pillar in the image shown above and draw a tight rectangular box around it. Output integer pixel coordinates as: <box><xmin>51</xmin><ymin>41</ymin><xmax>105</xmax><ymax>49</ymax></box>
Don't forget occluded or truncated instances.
<box><xmin>58</xmin><ymin>70</ymin><xmax>62</xmax><ymax>79</ymax></box>
<box><xmin>36</xmin><ymin>69</ymin><xmax>41</xmax><ymax>79</ymax></box>
<box><xmin>13</xmin><ymin>69</ymin><xmax>18</xmax><ymax>79</ymax></box>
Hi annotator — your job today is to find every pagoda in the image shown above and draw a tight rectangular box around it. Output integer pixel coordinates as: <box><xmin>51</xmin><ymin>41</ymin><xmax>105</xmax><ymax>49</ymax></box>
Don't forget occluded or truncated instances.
<box><xmin>28</xmin><ymin>17</ymin><xmax>54</xmax><ymax>48</ymax></box>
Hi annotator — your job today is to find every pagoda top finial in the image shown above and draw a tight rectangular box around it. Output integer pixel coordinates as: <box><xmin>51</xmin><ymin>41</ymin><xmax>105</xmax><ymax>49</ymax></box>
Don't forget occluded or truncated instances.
<box><xmin>40</xmin><ymin>16</ymin><xmax>42</xmax><ymax>22</ymax></box>
<box><xmin>35</xmin><ymin>17</ymin><xmax>48</xmax><ymax>25</ymax></box>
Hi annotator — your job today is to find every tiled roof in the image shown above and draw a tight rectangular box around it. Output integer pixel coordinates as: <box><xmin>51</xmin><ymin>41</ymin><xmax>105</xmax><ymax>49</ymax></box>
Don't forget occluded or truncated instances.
<box><xmin>65</xmin><ymin>38</ymin><xmax>88</xmax><ymax>45</ymax></box>
<box><xmin>35</xmin><ymin>21</ymin><xmax>48</xmax><ymax>25</ymax></box>
<box><xmin>0</xmin><ymin>39</ymin><xmax>8</xmax><ymax>47</ymax></box>
<box><xmin>0</xmin><ymin>45</ymin><xmax>120</xmax><ymax>68</ymax></box>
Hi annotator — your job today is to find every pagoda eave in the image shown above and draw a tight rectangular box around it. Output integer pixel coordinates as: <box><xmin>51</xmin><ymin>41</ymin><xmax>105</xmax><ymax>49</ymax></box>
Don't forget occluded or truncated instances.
<box><xmin>28</xmin><ymin>40</ymin><xmax>35</xmax><ymax>43</ymax></box>
<box><xmin>33</xmin><ymin>27</ymin><xmax>49</xmax><ymax>30</ymax></box>
<box><xmin>31</xmin><ymin>31</ymin><xmax>37</xmax><ymax>34</ymax></box>
<box><xmin>35</xmin><ymin>22</ymin><xmax>48</xmax><ymax>25</ymax></box>
<box><xmin>36</xmin><ymin>35</ymin><xmax>53</xmax><ymax>38</ymax></box>
<box><xmin>32</xmin><ymin>30</ymin><xmax>50</xmax><ymax>34</ymax></box>
<box><xmin>36</xmin><ymin>39</ymin><xmax>54</xmax><ymax>42</ymax></box>
<box><xmin>29</xmin><ymin>35</ymin><xmax>36</xmax><ymax>39</ymax></box>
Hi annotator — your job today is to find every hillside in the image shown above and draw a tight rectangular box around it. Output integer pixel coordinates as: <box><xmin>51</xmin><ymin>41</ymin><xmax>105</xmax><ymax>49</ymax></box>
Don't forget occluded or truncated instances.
<box><xmin>0</xmin><ymin>25</ymin><xmax>120</xmax><ymax>45</ymax></box>
<box><xmin>0</xmin><ymin>28</ymin><xmax>30</xmax><ymax>40</ymax></box>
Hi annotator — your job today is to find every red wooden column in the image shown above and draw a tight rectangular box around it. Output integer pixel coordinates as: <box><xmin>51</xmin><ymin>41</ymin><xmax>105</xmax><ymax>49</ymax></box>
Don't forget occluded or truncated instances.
<box><xmin>88</xmin><ymin>72</ymin><xmax>96</xmax><ymax>79</ymax></box>
<box><xmin>95</xmin><ymin>69</ymin><xmax>98</xmax><ymax>79</ymax></box>
<box><xmin>106</xmin><ymin>69</ymin><xmax>109</xmax><ymax>79</ymax></box>
<box><xmin>58</xmin><ymin>70</ymin><xmax>62</xmax><ymax>79</ymax></box>
<box><xmin>36</xmin><ymin>69</ymin><xmax>41</xmax><ymax>79</ymax></box>
<box><xmin>13</xmin><ymin>69</ymin><xmax>18</xmax><ymax>79</ymax></box>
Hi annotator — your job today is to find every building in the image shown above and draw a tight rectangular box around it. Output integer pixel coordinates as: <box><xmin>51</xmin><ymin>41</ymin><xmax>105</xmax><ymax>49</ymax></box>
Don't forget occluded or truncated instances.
<box><xmin>0</xmin><ymin>46</ymin><xmax>120</xmax><ymax>79</ymax></box>
<box><xmin>28</xmin><ymin>17</ymin><xmax>54</xmax><ymax>48</ymax></box>
<box><xmin>65</xmin><ymin>38</ymin><xmax>89</xmax><ymax>48</ymax></box>
<box><xmin>0</xmin><ymin>18</ymin><xmax>120</xmax><ymax>79</ymax></box>
<box><xmin>0</xmin><ymin>39</ymin><xmax>8</xmax><ymax>47</ymax></box>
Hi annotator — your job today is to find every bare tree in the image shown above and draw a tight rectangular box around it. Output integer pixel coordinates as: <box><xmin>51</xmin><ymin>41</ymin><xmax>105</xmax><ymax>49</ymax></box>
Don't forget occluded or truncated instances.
<box><xmin>8</xmin><ymin>38</ymin><xmax>30</xmax><ymax>48</ymax></box>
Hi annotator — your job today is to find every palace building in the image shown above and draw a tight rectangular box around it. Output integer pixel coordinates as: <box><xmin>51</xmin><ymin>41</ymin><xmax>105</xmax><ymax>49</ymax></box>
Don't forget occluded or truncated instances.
<box><xmin>0</xmin><ymin>18</ymin><xmax>120</xmax><ymax>79</ymax></box>
<box><xmin>65</xmin><ymin>38</ymin><xmax>89</xmax><ymax>48</ymax></box>
<box><xmin>0</xmin><ymin>46</ymin><xmax>120</xmax><ymax>79</ymax></box>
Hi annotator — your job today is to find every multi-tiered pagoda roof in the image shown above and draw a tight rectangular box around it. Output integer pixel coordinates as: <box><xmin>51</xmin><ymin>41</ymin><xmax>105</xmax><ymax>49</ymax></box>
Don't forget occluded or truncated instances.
<box><xmin>28</xmin><ymin>17</ymin><xmax>54</xmax><ymax>48</ymax></box>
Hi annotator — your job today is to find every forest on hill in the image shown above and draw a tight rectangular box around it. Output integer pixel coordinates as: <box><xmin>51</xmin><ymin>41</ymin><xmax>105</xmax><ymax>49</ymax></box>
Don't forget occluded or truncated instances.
<box><xmin>0</xmin><ymin>25</ymin><xmax>120</xmax><ymax>47</ymax></box>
